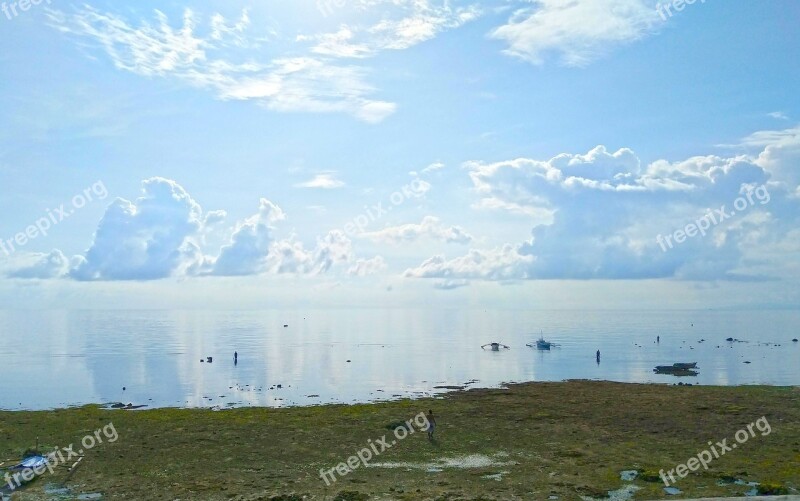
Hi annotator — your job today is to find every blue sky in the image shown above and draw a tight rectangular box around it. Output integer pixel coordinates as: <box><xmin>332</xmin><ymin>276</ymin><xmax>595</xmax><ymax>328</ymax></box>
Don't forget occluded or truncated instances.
<box><xmin>0</xmin><ymin>0</ymin><xmax>798</xmax><ymax>309</ymax></box>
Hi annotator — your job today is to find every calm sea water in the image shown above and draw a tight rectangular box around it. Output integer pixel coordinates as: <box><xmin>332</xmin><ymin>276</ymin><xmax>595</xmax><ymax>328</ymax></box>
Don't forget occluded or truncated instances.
<box><xmin>0</xmin><ymin>309</ymin><xmax>798</xmax><ymax>411</ymax></box>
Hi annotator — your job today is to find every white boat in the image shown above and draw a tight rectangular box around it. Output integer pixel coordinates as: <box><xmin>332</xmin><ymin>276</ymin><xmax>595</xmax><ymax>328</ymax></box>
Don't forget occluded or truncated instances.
<box><xmin>481</xmin><ymin>342</ymin><xmax>510</xmax><ymax>351</ymax></box>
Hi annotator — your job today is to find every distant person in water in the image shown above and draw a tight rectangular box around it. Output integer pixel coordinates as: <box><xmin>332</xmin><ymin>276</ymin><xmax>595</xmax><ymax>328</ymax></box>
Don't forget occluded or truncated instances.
<box><xmin>596</xmin><ymin>350</ymin><xmax>601</xmax><ymax>363</ymax></box>
<box><xmin>234</xmin><ymin>351</ymin><xmax>238</xmax><ymax>365</ymax></box>
<box><xmin>657</xmin><ymin>336</ymin><xmax>660</xmax><ymax>343</ymax></box>
<box><xmin>426</xmin><ymin>410</ymin><xmax>436</xmax><ymax>440</ymax></box>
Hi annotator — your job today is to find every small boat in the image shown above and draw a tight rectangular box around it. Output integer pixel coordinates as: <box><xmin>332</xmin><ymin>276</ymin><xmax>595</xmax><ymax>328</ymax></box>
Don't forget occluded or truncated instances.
<box><xmin>481</xmin><ymin>343</ymin><xmax>510</xmax><ymax>351</ymax></box>
<box><xmin>3</xmin><ymin>455</ymin><xmax>51</xmax><ymax>488</ymax></box>
<box><xmin>654</xmin><ymin>363</ymin><xmax>699</xmax><ymax>376</ymax></box>
<box><xmin>526</xmin><ymin>333</ymin><xmax>555</xmax><ymax>350</ymax></box>
<box><xmin>10</xmin><ymin>455</ymin><xmax>49</xmax><ymax>471</ymax></box>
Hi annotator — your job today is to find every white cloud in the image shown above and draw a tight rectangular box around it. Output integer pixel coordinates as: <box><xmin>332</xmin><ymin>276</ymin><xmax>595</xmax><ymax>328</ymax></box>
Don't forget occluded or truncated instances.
<box><xmin>298</xmin><ymin>2</ymin><xmax>481</xmax><ymax>58</ymax></box>
<box><xmin>434</xmin><ymin>279</ymin><xmax>470</xmax><ymax>290</ymax></box>
<box><xmin>767</xmin><ymin>111</ymin><xmax>790</xmax><ymax>121</ymax></box>
<box><xmin>6</xmin><ymin>250</ymin><xmax>69</xmax><ymax>280</ymax></box>
<box><xmin>421</xmin><ymin>162</ymin><xmax>445</xmax><ymax>174</ymax></box>
<box><xmin>490</xmin><ymin>0</ymin><xmax>662</xmax><ymax>66</ymax></box>
<box><xmin>409</xmin><ymin>128</ymin><xmax>800</xmax><ymax>286</ymax></box>
<box><xmin>70</xmin><ymin>178</ymin><xmax>210</xmax><ymax>281</ymax></box>
<box><xmin>42</xmin><ymin>178</ymin><xmax>389</xmax><ymax>281</ymax></box>
<box><xmin>48</xmin><ymin>7</ymin><xmax>396</xmax><ymax>122</ymax></box>
<box><xmin>747</xmin><ymin>125</ymin><xmax>800</xmax><ymax>188</ymax></box>
<box><xmin>362</xmin><ymin>216</ymin><xmax>473</xmax><ymax>244</ymax></box>
<box><xmin>295</xmin><ymin>173</ymin><xmax>346</xmax><ymax>189</ymax></box>
<box><xmin>208</xmin><ymin>199</ymin><xmax>285</xmax><ymax>276</ymax></box>
<box><xmin>348</xmin><ymin>256</ymin><xmax>387</xmax><ymax>276</ymax></box>
<box><xmin>405</xmin><ymin>245</ymin><xmax>534</xmax><ymax>280</ymax></box>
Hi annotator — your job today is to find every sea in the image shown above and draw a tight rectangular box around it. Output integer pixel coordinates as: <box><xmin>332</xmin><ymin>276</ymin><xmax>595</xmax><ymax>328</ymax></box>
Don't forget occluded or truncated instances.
<box><xmin>1</xmin><ymin>308</ymin><xmax>798</xmax><ymax>411</ymax></box>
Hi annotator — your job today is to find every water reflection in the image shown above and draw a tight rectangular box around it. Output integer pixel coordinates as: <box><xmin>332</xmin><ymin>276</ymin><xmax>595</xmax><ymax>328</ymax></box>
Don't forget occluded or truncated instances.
<box><xmin>0</xmin><ymin>309</ymin><xmax>798</xmax><ymax>410</ymax></box>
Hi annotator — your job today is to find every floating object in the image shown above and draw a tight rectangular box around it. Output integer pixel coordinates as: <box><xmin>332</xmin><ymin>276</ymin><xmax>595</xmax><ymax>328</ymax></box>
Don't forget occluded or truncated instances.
<box><xmin>793</xmin><ymin>339</ymin><xmax>798</xmax><ymax>342</ymax></box>
<box><xmin>654</xmin><ymin>363</ymin><xmax>699</xmax><ymax>376</ymax></box>
<box><xmin>284</xmin><ymin>324</ymin><xmax>289</xmax><ymax>328</ymax></box>
<box><xmin>482</xmin><ymin>342</ymin><xmax>510</xmax><ymax>351</ymax></box>
<box><xmin>526</xmin><ymin>333</ymin><xmax>557</xmax><ymax>350</ymax></box>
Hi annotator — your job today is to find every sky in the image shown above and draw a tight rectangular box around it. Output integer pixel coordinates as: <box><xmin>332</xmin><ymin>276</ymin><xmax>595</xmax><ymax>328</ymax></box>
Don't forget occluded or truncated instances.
<box><xmin>0</xmin><ymin>0</ymin><xmax>798</xmax><ymax>310</ymax></box>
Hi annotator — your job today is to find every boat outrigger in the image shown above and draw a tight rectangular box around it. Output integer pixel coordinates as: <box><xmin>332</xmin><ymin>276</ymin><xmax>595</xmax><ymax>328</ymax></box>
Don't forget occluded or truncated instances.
<box><xmin>481</xmin><ymin>343</ymin><xmax>510</xmax><ymax>351</ymax></box>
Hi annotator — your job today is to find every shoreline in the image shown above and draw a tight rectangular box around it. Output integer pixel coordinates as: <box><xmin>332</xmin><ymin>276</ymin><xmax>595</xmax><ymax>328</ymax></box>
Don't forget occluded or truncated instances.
<box><xmin>2</xmin><ymin>380</ymin><xmax>798</xmax><ymax>500</ymax></box>
<box><xmin>4</xmin><ymin>378</ymin><xmax>797</xmax><ymax>414</ymax></box>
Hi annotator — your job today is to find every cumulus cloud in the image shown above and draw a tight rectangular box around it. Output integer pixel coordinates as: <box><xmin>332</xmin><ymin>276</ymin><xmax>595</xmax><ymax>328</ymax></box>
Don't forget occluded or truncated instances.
<box><xmin>362</xmin><ymin>216</ymin><xmax>473</xmax><ymax>244</ymax></box>
<box><xmin>6</xmin><ymin>250</ymin><xmax>70</xmax><ymax>279</ymax></box>
<box><xmin>406</xmin><ymin>245</ymin><xmax>533</xmax><ymax>280</ymax></box>
<box><xmin>70</xmin><ymin>178</ymin><xmax>210</xmax><ymax>281</ymax></box>
<box><xmin>490</xmin><ymin>0</ymin><xmax>662</xmax><ymax>66</ymax></box>
<box><xmin>751</xmin><ymin>125</ymin><xmax>800</xmax><ymax>188</ymax></box>
<box><xmin>208</xmin><ymin>199</ymin><xmax>285</xmax><ymax>276</ymax></box>
<box><xmin>409</xmin><ymin>128</ymin><xmax>800</xmax><ymax>286</ymax></box>
<box><xmin>30</xmin><ymin>178</ymin><xmax>387</xmax><ymax>282</ymax></box>
<box><xmin>201</xmin><ymin>199</ymin><xmax>386</xmax><ymax>277</ymax></box>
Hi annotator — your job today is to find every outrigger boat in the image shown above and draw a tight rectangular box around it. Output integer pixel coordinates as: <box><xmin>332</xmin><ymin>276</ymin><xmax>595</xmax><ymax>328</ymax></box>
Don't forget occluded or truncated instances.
<box><xmin>527</xmin><ymin>333</ymin><xmax>557</xmax><ymax>350</ymax></box>
<box><xmin>481</xmin><ymin>342</ymin><xmax>510</xmax><ymax>351</ymax></box>
<box><xmin>1</xmin><ymin>455</ymin><xmax>51</xmax><ymax>489</ymax></box>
